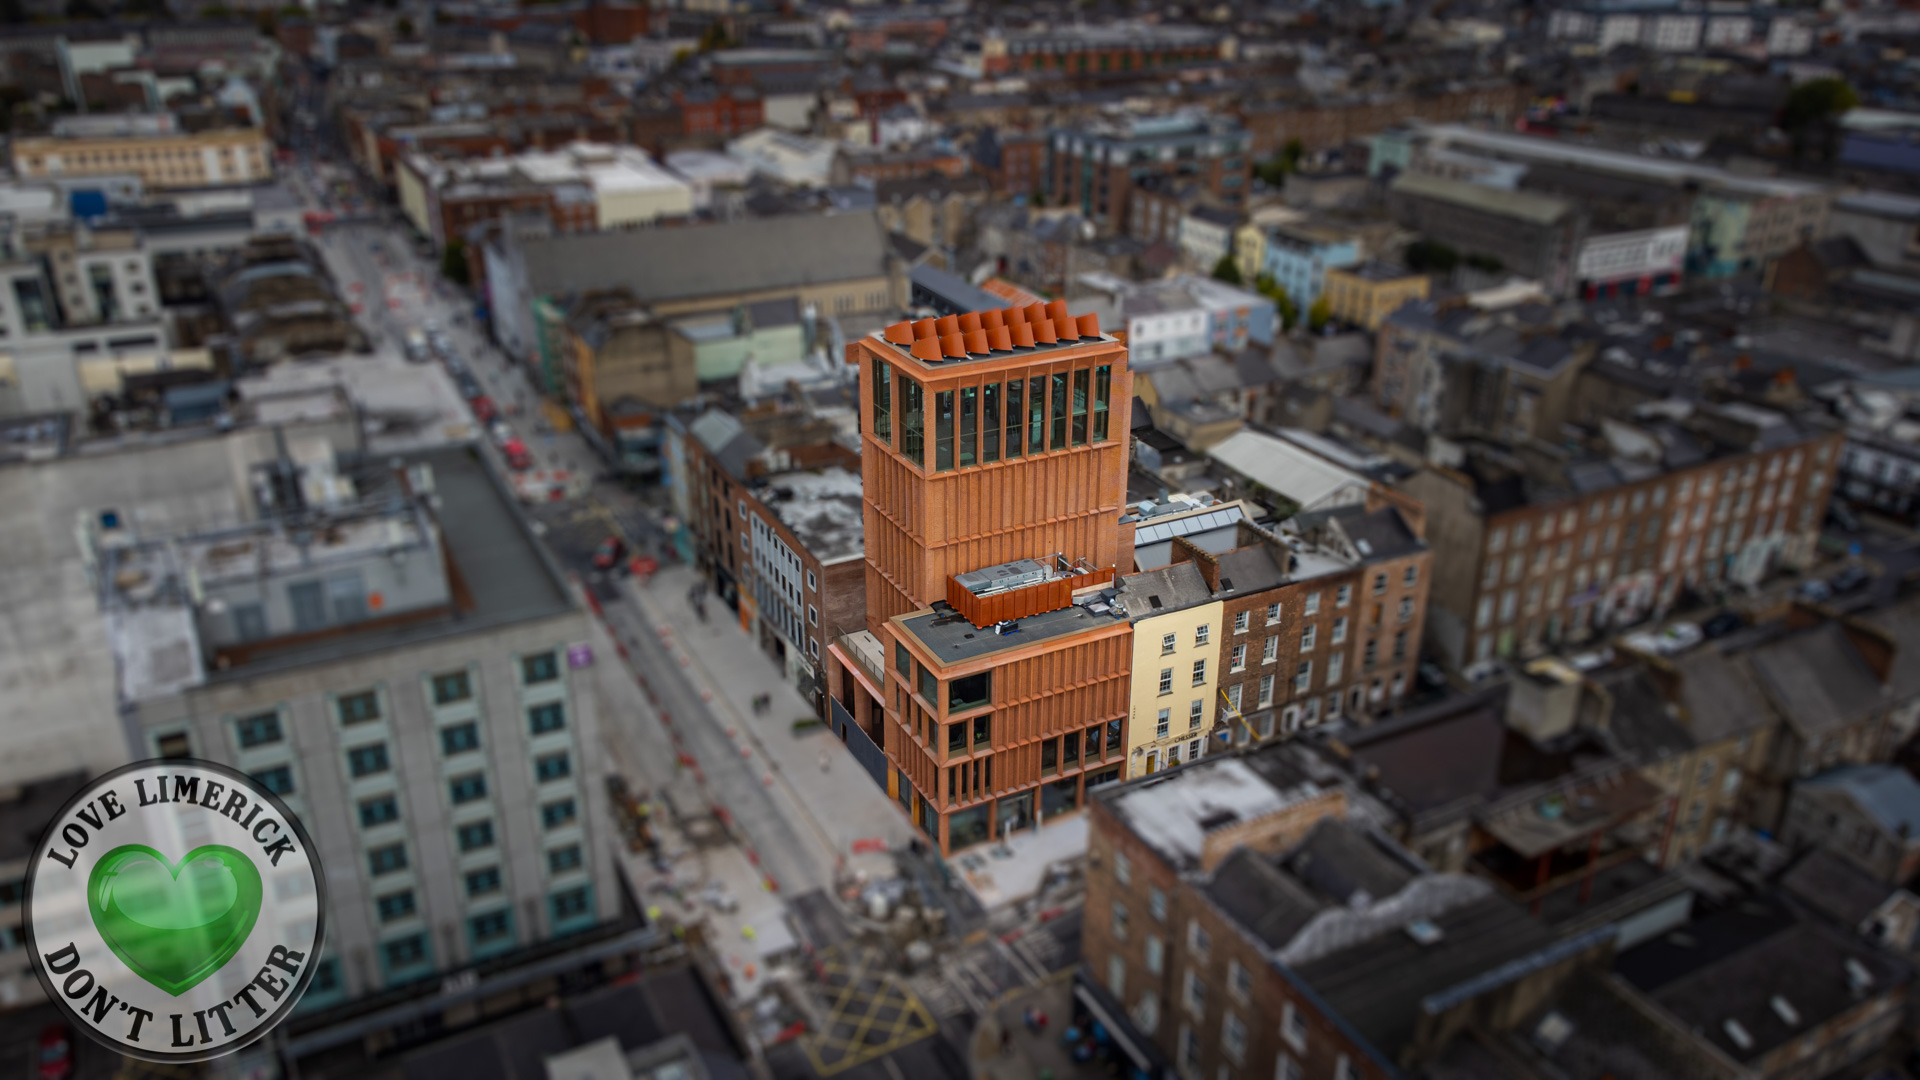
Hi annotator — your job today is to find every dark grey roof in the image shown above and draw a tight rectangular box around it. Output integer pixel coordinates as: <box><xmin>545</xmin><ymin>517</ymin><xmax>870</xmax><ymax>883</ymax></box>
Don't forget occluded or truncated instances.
<box><xmin>1212</xmin><ymin>543</ymin><xmax>1288</xmax><ymax>596</ymax></box>
<box><xmin>1780</xmin><ymin>848</ymin><xmax>1900</xmax><ymax>931</ymax></box>
<box><xmin>1663</xmin><ymin>649</ymin><xmax>1774</xmax><ymax>745</ymax></box>
<box><xmin>1854</xmin><ymin>593</ymin><xmax>1920</xmax><ymax>701</ymax></box>
<box><xmin>1646</xmin><ymin>921</ymin><xmax>1911</xmax><ymax>1064</ymax></box>
<box><xmin>1203</xmin><ymin>847</ymin><xmax>1323</xmax><ymax>950</ymax></box>
<box><xmin>1297</xmin><ymin>894</ymin><xmax>1556</xmax><ymax>1060</ymax></box>
<box><xmin>1593</xmin><ymin>665</ymin><xmax>1695</xmax><ymax>762</ymax></box>
<box><xmin>1282</xmin><ymin>818</ymin><xmax>1417</xmax><ymax>907</ymax></box>
<box><xmin>1517</xmin><ymin>970</ymin><xmax>1710</xmax><ymax>1080</ymax></box>
<box><xmin>1801</xmin><ymin>764</ymin><xmax>1920</xmax><ymax>839</ymax></box>
<box><xmin>516</xmin><ymin>212</ymin><xmax>892</xmax><ymax>305</ymax></box>
<box><xmin>1330</xmin><ymin>505</ymin><xmax>1424</xmax><ymax>563</ymax></box>
<box><xmin>1342</xmin><ymin>690</ymin><xmax>1510</xmax><ymax>821</ymax></box>
<box><xmin>896</xmin><ymin>597</ymin><xmax>1125</xmax><ymax>668</ymax></box>
<box><xmin>1331</xmin><ymin>396</ymin><xmax>1403</xmax><ymax>440</ymax></box>
<box><xmin>1748</xmin><ymin>624</ymin><xmax>1884</xmax><ymax>738</ymax></box>
<box><xmin>1115</xmin><ymin>561</ymin><xmax>1215</xmax><ymax>619</ymax></box>
<box><xmin>909</xmin><ymin>263</ymin><xmax>1001</xmax><ymax>313</ymax></box>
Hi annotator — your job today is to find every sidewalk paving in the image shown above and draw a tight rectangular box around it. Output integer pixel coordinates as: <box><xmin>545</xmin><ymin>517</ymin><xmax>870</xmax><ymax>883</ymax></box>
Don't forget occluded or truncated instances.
<box><xmin>626</xmin><ymin>565</ymin><xmax>915</xmax><ymax>885</ymax></box>
<box><xmin>972</xmin><ymin>975</ymin><xmax>1117</xmax><ymax>1080</ymax></box>
<box><xmin>955</xmin><ymin>815</ymin><xmax>1088</xmax><ymax>912</ymax></box>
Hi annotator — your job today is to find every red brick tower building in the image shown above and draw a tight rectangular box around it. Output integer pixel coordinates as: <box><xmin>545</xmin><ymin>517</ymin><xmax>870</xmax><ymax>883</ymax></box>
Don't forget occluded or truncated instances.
<box><xmin>838</xmin><ymin>302</ymin><xmax>1138</xmax><ymax>853</ymax></box>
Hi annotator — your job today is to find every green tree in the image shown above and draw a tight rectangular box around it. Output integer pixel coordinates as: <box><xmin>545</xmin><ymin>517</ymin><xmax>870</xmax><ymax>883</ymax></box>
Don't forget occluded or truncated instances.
<box><xmin>196</xmin><ymin>2</ymin><xmax>232</xmax><ymax>16</ymax></box>
<box><xmin>441</xmin><ymin>237</ymin><xmax>470</xmax><ymax>286</ymax></box>
<box><xmin>394</xmin><ymin>14</ymin><xmax>415</xmax><ymax>37</ymax></box>
<box><xmin>1211</xmin><ymin>253</ymin><xmax>1244</xmax><ymax>286</ymax></box>
<box><xmin>1308</xmin><ymin>295</ymin><xmax>1331</xmax><ymax>332</ymax></box>
<box><xmin>1254</xmin><ymin>273</ymin><xmax>1299</xmax><ymax>330</ymax></box>
<box><xmin>697</xmin><ymin>20</ymin><xmax>733</xmax><ymax>52</ymax></box>
<box><xmin>1782</xmin><ymin>77</ymin><xmax>1858</xmax><ymax>132</ymax></box>
<box><xmin>1404</xmin><ymin>240</ymin><xmax>1459</xmax><ymax>274</ymax></box>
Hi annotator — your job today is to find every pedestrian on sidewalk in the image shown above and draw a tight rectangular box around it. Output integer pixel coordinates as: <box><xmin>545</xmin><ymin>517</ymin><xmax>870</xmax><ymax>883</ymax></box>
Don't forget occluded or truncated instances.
<box><xmin>999</xmin><ymin>1026</ymin><xmax>1011</xmax><ymax>1056</ymax></box>
<box><xmin>818</xmin><ymin>749</ymin><xmax>831</xmax><ymax>773</ymax></box>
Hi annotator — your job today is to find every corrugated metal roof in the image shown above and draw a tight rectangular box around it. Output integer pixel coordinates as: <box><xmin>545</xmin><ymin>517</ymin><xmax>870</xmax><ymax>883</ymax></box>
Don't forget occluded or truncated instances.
<box><xmin>1133</xmin><ymin>505</ymin><xmax>1245</xmax><ymax>545</ymax></box>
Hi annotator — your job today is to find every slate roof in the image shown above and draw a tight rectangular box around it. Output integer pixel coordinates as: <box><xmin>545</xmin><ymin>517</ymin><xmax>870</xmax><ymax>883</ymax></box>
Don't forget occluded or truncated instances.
<box><xmin>1297</xmin><ymin>893</ymin><xmax>1556</xmax><ymax>1060</ymax></box>
<box><xmin>1748</xmin><ymin>623</ymin><xmax>1884</xmax><ymax>738</ymax></box>
<box><xmin>1114</xmin><ymin>560</ymin><xmax>1216</xmax><ymax>619</ymax></box>
<box><xmin>516</xmin><ymin>211</ymin><xmax>892</xmax><ymax>305</ymax></box>
<box><xmin>1669</xmin><ymin>649</ymin><xmax>1776</xmax><ymax>745</ymax></box>
<box><xmin>1282</xmin><ymin>818</ymin><xmax>1418</xmax><ymax>906</ymax></box>
<box><xmin>1644</xmin><ymin>920</ymin><xmax>1911</xmax><ymax>1065</ymax></box>
<box><xmin>1341</xmin><ymin>689</ymin><xmax>1510</xmax><ymax>822</ymax></box>
<box><xmin>1204</xmin><ymin>846</ymin><xmax>1324</xmax><ymax>949</ymax></box>
<box><xmin>1390</xmin><ymin>171</ymin><xmax>1575</xmax><ymax>226</ymax></box>
<box><xmin>1780</xmin><ymin>848</ymin><xmax>1901</xmax><ymax>931</ymax></box>
<box><xmin>1802</xmin><ymin>764</ymin><xmax>1920</xmax><ymax>840</ymax></box>
<box><xmin>1329</xmin><ymin>504</ymin><xmax>1424</xmax><ymax>562</ymax></box>
<box><xmin>1591</xmin><ymin>665</ymin><xmax>1695</xmax><ymax>762</ymax></box>
<box><xmin>1853</xmin><ymin>593</ymin><xmax>1920</xmax><ymax>701</ymax></box>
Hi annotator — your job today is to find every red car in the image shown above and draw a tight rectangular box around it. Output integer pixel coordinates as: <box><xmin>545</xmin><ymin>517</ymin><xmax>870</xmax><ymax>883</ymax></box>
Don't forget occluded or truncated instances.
<box><xmin>37</xmin><ymin>1024</ymin><xmax>73</xmax><ymax>1080</ymax></box>
<box><xmin>471</xmin><ymin>395</ymin><xmax>497</xmax><ymax>423</ymax></box>
<box><xmin>592</xmin><ymin>536</ymin><xmax>626</xmax><ymax>570</ymax></box>
<box><xmin>503</xmin><ymin>438</ymin><xmax>532</xmax><ymax>471</ymax></box>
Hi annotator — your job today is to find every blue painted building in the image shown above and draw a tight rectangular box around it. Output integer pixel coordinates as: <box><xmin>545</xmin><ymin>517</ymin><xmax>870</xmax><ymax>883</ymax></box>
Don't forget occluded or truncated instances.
<box><xmin>1260</xmin><ymin>225</ymin><xmax>1362</xmax><ymax>308</ymax></box>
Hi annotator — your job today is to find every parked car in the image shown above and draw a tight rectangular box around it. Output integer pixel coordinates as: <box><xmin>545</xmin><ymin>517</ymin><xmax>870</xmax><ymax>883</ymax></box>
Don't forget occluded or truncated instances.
<box><xmin>1796</xmin><ymin>579</ymin><xmax>1833</xmax><ymax>603</ymax></box>
<box><xmin>1462</xmin><ymin>659</ymin><xmax>1506</xmax><ymax>684</ymax></box>
<box><xmin>1658</xmin><ymin>621</ymin><xmax>1704</xmax><ymax>654</ymax></box>
<box><xmin>455</xmin><ymin>374</ymin><xmax>482</xmax><ymax>400</ymax></box>
<box><xmin>1567</xmin><ymin>648</ymin><xmax>1614</xmax><ymax>672</ymax></box>
<box><xmin>1830</xmin><ymin>565</ymin><xmax>1872</xmax><ymax>594</ymax></box>
<box><xmin>1623</xmin><ymin>631</ymin><xmax>1664</xmax><ymax>656</ymax></box>
<box><xmin>1417</xmin><ymin>662</ymin><xmax>1448</xmax><ymax>689</ymax></box>
<box><xmin>37</xmin><ymin>1024</ymin><xmax>73</xmax><ymax>1080</ymax></box>
<box><xmin>1702</xmin><ymin>611</ymin><xmax>1746</xmax><ymax>639</ymax></box>
<box><xmin>471</xmin><ymin>395</ymin><xmax>497</xmax><ymax>423</ymax></box>
<box><xmin>1827</xmin><ymin>504</ymin><xmax>1861</xmax><ymax>533</ymax></box>
<box><xmin>490</xmin><ymin>421</ymin><xmax>514</xmax><ymax>447</ymax></box>
<box><xmin>1623</xmin><ymin>623</ymin><xmax>1700</xmax><ymax>657</ymax></box>
<box><xmin>502</xmin><ymin>438</ymin><xmax>532</xmax><ymax>471</ymax></box>
<box><xmin>591</xmin><ymin>535</ymin><xmax>626</xmax><ymax>570</ymax></box>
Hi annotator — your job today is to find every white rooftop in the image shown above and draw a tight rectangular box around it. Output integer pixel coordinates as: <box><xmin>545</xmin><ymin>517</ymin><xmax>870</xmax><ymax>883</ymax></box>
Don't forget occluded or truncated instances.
<box><xmin>1207</xmin><ymin>429</ymin><xmax>1371</xmax><ymax>511</ymax></box>
<box><xmin>1417</xmin><ymin>123</ymin><xmax>1831</xmax><ymax>199</ymax></box>
<box><xmin>1109</xmin><ymin>757</ymin><xmax>1319</xmax><ymax>867</ymax></box>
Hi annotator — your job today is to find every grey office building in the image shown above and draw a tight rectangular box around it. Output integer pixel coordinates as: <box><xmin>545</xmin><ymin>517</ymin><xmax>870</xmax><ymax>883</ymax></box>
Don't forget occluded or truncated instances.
<box><xmin>89</xmin><ymin>438</ymin><xmax>620</xmax><ymax>1006</ymax></box>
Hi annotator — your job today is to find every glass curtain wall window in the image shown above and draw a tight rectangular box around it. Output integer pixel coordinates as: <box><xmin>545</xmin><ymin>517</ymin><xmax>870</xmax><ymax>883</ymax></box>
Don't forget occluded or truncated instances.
<box><xmin>1072</xmin><ymin>368</ymin><xmax>1090</xmax><ymax>445</ymax></box>
<box><xmin>1093</xmin><ymin>365</ymin><xmax>1112</xmax><ymax>442</ymax></box>
<box><xmin>1028</xmin><ymin>375</ymin><xmax>1046</xmax><ymax>450</ymax></box>
<box><xmin>1005</xmin><ymin>379</ymin><xmax>1025</xmax><ymax>457</ymax></box>
<box><xmin>872</xmin><ymin>359</ymin><xmax>892</xmax><ymax>444</ymax></box>
<box><xmin>982</xmin><ymin>383</ymin><xmax>1001</xmax><ymax>463</ymax></box>
<box><xmin>935</xmin><ymin>390</ymin><xmax>955</xmax><ymax>471</ymax></box>
<box><xmin>959</xmin><ymin>387</ymin><xmax>978</xmax><ymax>468</ymax></box>
<box><xmin>898</xmin><ymin>375</ymin><xmax>925</xmax><ymax>466</ymax></box>
<box><xmin>1050</xmin><ymin>372</ymin><xmax>1069</xmax><ymax>449</ymax></box>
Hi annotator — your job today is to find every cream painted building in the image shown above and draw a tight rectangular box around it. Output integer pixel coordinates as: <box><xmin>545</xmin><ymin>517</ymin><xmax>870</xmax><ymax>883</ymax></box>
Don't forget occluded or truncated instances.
<box><xmin>1324</xmin><ymin>262</ymin><xmax>1430</xmax><ymax>330</ymax></box>
<box><xmin>1115</xmin><ymin>563</ymin><xmax>1223</xmax><ymax>777</ymax></box>
<box><xmin>12</xmin><ymin>126</ymin><xmax>272</xmax><ymax>190</ymax></box>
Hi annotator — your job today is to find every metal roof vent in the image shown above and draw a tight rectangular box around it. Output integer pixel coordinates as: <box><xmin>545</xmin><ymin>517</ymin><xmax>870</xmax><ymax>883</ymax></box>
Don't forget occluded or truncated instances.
<box><xmin>1722</xmin><ymin>1019</ymin><xmax>1754</xmax><ymax>1052</ymax></box>
<box><xmin>1404</xmin><ymin>920</ymin><xmax>1443</xmax><ymax>946</ymax></box>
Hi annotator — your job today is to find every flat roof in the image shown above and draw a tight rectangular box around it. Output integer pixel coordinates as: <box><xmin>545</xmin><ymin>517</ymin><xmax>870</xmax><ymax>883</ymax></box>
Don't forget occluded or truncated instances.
<box><xmin>1417</xmin><ymin>124</ymin><xmax>1830</xmax><ymax>199</ymax></box>
<box><xmin>214</xmin><ymin>444</ymin><xmax>574</xmax><ymax>683</ymax></box>
<box><xmin>896</xmin><ymin>594</ymin><xmax>1126</xmax><ymax>668</ymax></box>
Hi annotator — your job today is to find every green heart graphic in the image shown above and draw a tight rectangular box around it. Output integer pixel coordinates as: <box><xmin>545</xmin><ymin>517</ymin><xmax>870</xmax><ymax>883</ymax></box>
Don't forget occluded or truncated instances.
<box><xmin>88</xmin><ymin>844</ymin><xmax>263</xmax><ymax>997</ymax></box>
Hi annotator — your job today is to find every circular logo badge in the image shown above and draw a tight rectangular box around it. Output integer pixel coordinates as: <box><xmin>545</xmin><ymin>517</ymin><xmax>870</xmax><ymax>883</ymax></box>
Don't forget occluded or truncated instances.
<box><xmin>25</xmin><ymin>760</ymin><xmax>327</xmax><ymax>1063</ymax></box>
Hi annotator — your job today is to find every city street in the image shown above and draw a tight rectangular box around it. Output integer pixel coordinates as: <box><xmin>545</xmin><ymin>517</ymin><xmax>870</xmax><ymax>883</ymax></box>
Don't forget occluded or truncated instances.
<box><xmin>270</xmin><ymin>129</ymin><xmax>1099</xmax><ymax>1080</ymax></box>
